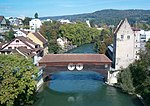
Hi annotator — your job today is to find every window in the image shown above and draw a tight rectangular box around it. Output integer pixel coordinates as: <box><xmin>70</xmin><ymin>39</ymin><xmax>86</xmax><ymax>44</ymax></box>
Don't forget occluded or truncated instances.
<box><xmin>121</xmin><ymin>35</ymin><xmax>124</xmax><ymax>39</ymax></box>
<box><xmin>127</xmin><ymin>35</ymin><xmax>130</xmax><ymax>39</ymax></box>
<box><xmin>16</xmin><ymin>40</ymin><xmax>19</xmax><ymax>42</ymax></box>
<box><xmin>35</xmin><ymin>45</ymin><xmax>40</xmax><ymax>48</ymax></box>
<box><xmin>8</xmin><ymin>47</ymin><xmax>12</xmax><ymax>49</ymax></box>
<box><xmin>136</xmin><ymin>51</ymin><xmax>138</xmax><ymax>54</ymax></box>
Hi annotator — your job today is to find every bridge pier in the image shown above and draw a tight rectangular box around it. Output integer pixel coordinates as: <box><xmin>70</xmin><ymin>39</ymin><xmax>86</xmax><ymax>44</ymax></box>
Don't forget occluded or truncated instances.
<box><xmin>106</xmin><ymin>69</ymin><xmax>118</xmax><ymax>85</ymax></box>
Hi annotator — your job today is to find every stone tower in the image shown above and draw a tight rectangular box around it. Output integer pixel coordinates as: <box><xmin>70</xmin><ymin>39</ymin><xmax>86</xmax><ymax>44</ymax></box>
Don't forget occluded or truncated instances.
<box><xmin>113</xmin><ymin>18</ymin><xmax>135</xmax><ymax>70</ymax></box>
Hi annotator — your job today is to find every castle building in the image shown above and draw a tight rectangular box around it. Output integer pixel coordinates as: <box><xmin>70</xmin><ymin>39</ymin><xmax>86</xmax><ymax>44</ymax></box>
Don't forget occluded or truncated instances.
<box><xmin>113</xmin><ymin>18</ymin><xmax>137</xmax><ymax>70</ymax></box>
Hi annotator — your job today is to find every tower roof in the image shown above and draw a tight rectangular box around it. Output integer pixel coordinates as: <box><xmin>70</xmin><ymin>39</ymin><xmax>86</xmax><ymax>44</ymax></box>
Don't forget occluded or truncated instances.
<box><xmin>114</xmin><ymin>18</ymin><xmax>129</xmax><ymax>34</ymax></box>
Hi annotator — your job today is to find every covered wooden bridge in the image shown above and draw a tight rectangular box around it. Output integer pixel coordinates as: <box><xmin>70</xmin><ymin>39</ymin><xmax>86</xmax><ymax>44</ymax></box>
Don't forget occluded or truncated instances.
<box><xmin>39</xmin><ymin>54</ymin><xmax>112</xmax><ymax>82</ymax></box>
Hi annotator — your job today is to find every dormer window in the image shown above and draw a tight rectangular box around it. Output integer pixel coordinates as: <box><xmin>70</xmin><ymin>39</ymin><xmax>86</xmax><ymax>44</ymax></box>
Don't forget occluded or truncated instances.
<box><xmin>8</xmin><ymin>47</ymin><xmax>12</xmax><ymax>49</ymax></box>
<box><xmin>16</xmin><ymin>40</ymin><xmax>19</xmax><ymax>42</ymax></box>
<box><xmin>35</xmin><ymin>45</ymin><xmax>40</xmax><ymax>48</ymax></box>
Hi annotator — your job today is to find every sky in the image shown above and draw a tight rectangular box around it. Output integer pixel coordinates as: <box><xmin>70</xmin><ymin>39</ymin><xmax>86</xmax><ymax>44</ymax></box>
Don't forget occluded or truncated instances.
<box><xmin>0</xmin><ymin>0</ymin><xmax>150</xmax><ymax>18</ymax></box>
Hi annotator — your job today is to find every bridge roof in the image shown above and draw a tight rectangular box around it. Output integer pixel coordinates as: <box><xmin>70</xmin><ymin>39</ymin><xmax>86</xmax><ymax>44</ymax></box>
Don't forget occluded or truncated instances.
<box><xmin>39</xmin><ymin>54</ymin><xmax>112</xmax><ymax>64</ymax></box>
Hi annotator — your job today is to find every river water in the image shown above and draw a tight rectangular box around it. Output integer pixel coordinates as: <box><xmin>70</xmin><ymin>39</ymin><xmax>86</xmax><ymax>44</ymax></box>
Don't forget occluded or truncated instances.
<box><xmin>33</xmin><ymin>43</ymin><xmax>143</xmax><ymax>106</ymax></box>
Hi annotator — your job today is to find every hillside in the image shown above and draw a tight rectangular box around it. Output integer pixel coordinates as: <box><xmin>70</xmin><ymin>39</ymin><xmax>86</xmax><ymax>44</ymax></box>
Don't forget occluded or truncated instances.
<box><xmin>40</xmin><ymin>9</ymin><xmax>150</xmax><ymax>25</ymax></box>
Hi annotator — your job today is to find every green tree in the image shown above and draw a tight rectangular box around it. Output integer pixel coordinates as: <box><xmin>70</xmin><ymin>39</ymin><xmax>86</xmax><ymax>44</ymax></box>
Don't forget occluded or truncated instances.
<box><xmin>34</xmin><ymin>13</ymin><xmax>38</xmax><ymax>19</ymax></box>
<box><xmin>0</xmin><ymin>54</ymin><xmax>38</xmax><ymax>106</ymax></box>
<box><xmin>94</xmin><ymin>28</ymin><xmax>113</xmax><ymax>53</ymax></box>
<box><xmin>99</xmin><ymin>42</ymin><xmax>107</xmax><ymax>54</ymax></box>
<box><xmin>118</xmin><ymin>68</ymin><xmax>135</xmax><ymax>93</ymax></box>
<box><xmin>60</xmin><ymin>22</ymin><xmax>100</xmax><ymax>46</ymax></box>
<box><xmin>40</xmin><ymin>21</ymin><xmax>61</xmax><ymax>53</ymax></box>
<box><xmin>22</xmin><ymin>17</ymin><xmax>31</xmax><ymax>26</ymax></box>
<box><xmin>4</xmin><ymin>30</ymin><xmax>15</xmax><ymax>41</ymax></box>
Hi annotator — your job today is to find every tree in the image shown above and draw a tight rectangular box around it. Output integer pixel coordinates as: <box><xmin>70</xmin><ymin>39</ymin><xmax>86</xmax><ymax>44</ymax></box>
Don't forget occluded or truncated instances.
<box><xmin>94</xmin><ymin>28</ymin><xmax>113</xmax><ymax>53</ymax></box>
<box><xmin>99</xmin><ymin>42</ymin><xmax>107</xmax><ymax>54</ymax></box>
<box><xmin>22</xmin><ymin>17</ymin><xmax>31</xmax><ymax>26</ymax></box>
<box><xmin>60</xmin><ymin>22</ymin><xmax>100</xmax><ymax>46</ymax></box>
<box><xmin>118</xmin><ymin>68</ymin><xmax>135</xmax><ymax>93</ymax></box>
<box><xmin>34</xmin><ymin>13</ymin><xmax>38</xmax><ymax>19</ymax></box>
<box><xmin>4</xmin><ymin>29</ymin><xmax>15</xmax><ymax>41</ymax></box>
<box><xmin>48</xmin><ymin>30</ymin><xmax>61</xmax><ymax>54</ymax></box>
<box><xmin>0</xmin><ymin>54</ymin><xmax>38</xmax><ymax>106</ymax></box>
<box><xmin>40</xmin><ymin>21</ymin><xmax>61</xmax><ymax>53</ymax></box>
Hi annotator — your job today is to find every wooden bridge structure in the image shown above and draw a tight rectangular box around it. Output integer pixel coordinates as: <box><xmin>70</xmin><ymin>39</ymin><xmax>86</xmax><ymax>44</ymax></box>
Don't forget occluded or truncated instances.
<box><xmin>38</xmin><ymin>54</ymin><xmax>112</xmax><ymax>82</ymax></box>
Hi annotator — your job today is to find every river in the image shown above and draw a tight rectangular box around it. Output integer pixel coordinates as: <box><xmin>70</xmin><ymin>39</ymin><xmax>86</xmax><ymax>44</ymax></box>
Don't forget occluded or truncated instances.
<box><xmin>33</xmin><ymin>43</ymin><xmax>143</xmax><ymax>106</ymax></box>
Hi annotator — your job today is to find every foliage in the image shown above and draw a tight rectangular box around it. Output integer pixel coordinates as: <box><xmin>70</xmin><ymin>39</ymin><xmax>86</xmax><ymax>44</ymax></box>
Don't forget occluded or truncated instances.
<box><xmin>60</xmin><ymin>22</ymin><xmax>100</xmax><ymax>46</ymax></box>
<box><xmin>0</xmin><ymin>54</ymin><xmax>38</xmax><ymax>106</ymax></box>
<box><xmin>22</xmin><ymin>17</ymin><xmax>31</xmax><ymax>26</ymax></box>
<box><xmin>118</xmin><ymin>68</ymin><xmax>135</xmax><ymax>93</ymax></box>
<box><xmin>4</xmin><ymin>30</ymin><xmax>15</xmax><ymax>41</ymax></box>
<box><xmin>40</xmin><ymin>21</ymin><xmax>61</xmax><ymax>53</ymax></box>
<box><xmin>133</xmin><ymin>23</ymin><xmax>150</xmax><ymax>31</ymax></box>
<box><xmin>5</xmin><ymin>19</ymin><xmax>10</xmax><ymax>27</ymax></box>
<box><xmin>40</xmin><ymin>21</ymin><xmax>100</xmax><ymax>53</ymax></box>
<box><xmin>99</xmin><ymin>42</ymin><xmax>107</xmax><ymax>54</ymax></box>
<box><xmin>34</xmin><ymin>13</ymin><xmax>38</xmax><ymax>19</ymax></box>
<box><xmin>42</xmin><ymin>9</ymin><xmax>150</xmax><ymax>26</ymax></box>
<box><xmin>94</xmin><ymin>29</ymin><xmax>113</xmax><ymax>53</ymax></box>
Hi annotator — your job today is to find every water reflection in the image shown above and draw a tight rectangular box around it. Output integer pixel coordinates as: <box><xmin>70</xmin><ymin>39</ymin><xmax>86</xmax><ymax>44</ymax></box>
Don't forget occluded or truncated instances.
<box><xmin>49</xmin><ymin>71</ymin><xmax>104</xmax><ymax>93</ymax></box>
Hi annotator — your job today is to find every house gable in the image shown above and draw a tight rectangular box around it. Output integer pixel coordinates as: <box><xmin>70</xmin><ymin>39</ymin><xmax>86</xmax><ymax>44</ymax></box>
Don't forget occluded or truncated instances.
<box><xmin>0</xmin><ymin>16</ymin><xmax>6</xmax><ymax>27</ymax></box>
<box><xmin>2</xmin><ymin>39</ymin><xmax>33</xmax><ymax>50</ymax></box>
<box><xmin>1</xmin><ymin>36</ymin><xmax>38</xmax><ymax>50</ymax></box>
<box><xmin>27</xmin><ymin>32</ymin><xmax>47</xmax><ymax>48</ymax></box>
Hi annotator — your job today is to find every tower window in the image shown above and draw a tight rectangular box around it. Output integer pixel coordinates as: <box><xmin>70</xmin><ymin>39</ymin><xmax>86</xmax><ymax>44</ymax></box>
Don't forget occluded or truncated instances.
<box><xmin>127</xmin><ymin>35</ymin><xmax>130</xmax><ymax>39</ymax></box>
<box><xmin>121</xmin><ymin>35</ymin><xmax>124</xmax><ymax>39</ymax></box>
<box><xmin>136</xmin><ymin>51</ymin><xmax>138</xmax><ymax>54</ymax></box>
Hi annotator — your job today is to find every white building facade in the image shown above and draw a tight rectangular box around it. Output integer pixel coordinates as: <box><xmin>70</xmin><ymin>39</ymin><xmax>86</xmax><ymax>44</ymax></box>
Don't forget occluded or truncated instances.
<box><xmin>29</xmin><ymin>19</ymin><xmax>42</xmax><ymax>31</ymax></box>
<box><xmin>14</xmin><ymin>30</ymin><xmax>29</xmax><ymax>37</ymax></box>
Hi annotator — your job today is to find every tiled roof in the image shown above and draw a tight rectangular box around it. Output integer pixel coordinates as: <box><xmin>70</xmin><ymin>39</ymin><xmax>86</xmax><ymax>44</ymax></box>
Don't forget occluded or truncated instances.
<box><xmin>32</xmin><ymin>32</ymin><xmax>47</xmax><ymax>44</ymax></box>
<box><xmin>17</xmin><ymin>36</ymin><xmax>37</xmax><ymax>46</ymax></box>
<box><xmin>20</xmin><ymin>30</ymin><xmax>29</xmax><ymax>35</ymax></box>
<box><xmin>39</xmin><ymin>54</ymin><xmax>112</xmax><ymax>63</ymax></box>
<box><xmin>114</xmin><ymin>19</ymin><xmax>124</xmax><ymax>34</ymax></box>
<box><xmin>132</xmin><ymin>27</ymin><xmax>141</xmax><ymax>31</ymax></box>
<box><xmin>0</xmin><ymin>16</ymin><xmax>4</xmax><ymax>23</ymax></box>
<box><xmin>16</xmin><ymin>46</ymin><xmax>35</xmax><ymax>57</ymax></box>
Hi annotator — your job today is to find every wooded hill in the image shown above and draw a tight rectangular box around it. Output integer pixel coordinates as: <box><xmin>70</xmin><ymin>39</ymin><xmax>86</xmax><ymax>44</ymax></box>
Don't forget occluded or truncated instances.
<box><xmin>40</xmin><ymin>9</ymin><xmax>150</xmax><ymax>25</ymax></box>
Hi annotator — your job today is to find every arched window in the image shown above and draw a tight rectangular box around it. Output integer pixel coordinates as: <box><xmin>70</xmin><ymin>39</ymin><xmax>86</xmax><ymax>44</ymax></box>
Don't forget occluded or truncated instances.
<box><xmin>16</xmin><ymin>40</ymin><xmax>19</xmax><ymax>42</ymax></box>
